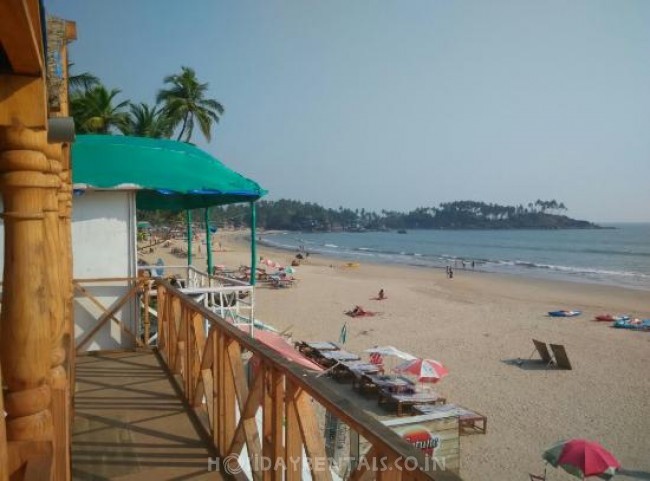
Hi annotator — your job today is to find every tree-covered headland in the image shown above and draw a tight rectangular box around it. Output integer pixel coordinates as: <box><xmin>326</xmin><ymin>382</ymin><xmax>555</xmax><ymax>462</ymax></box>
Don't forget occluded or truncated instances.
<box><xmin>140</xmin><ymin>199</ymin><xmax>601</xmax><ymax>231</ymax></box>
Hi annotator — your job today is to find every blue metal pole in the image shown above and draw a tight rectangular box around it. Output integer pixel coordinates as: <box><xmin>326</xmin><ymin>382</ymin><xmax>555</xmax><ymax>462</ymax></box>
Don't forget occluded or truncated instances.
<box><xmin>186</xmin><ymin>210</ymin><xmax>192</xmax><ymax>266</ymax></box>
<box><xmin>205</xmin><ymin>207</ymin><xmax>213</xmax><ymax>275</ymax></box>
<box><xmin>250</xmin><ymin>202</ymin><xmax>257</xmax><ymax>286</ymax></box>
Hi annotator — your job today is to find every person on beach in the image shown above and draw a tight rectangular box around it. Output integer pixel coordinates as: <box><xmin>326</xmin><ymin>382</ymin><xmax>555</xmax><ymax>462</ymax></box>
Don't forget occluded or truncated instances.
<box><xmin>448</xmin><ymin>267</ymin><xmax>454</xmax><ymax>279</ymax></box>
<box><xmin>378</xmin><ymin>289</ymin><xmax>386</xmax><ymax>300</ymax></box>
<box><xmin>471</xmin><ymin>260</ymin><xmax>475</xmax><ymax>270</ymax></box>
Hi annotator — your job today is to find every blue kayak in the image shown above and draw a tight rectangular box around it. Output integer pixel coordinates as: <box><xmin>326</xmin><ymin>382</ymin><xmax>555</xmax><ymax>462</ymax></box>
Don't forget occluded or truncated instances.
<box><xmin>614</xmin><ymin>318</ymin><xmax>650</xmax><ymax>330</ymax></box>
<box><xmin>548</xmin><ymin>310</ymin><xmax>582</xmax><ymax>317</ymax></box>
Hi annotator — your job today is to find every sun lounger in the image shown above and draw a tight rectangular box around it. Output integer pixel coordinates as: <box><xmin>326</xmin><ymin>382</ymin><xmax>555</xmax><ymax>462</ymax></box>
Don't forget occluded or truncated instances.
<box><xmin>413</xmin><ymin>403</ymin><xmax>487</xmax><ymax>435</ymax></box>
<box><xmin>316</xmin><ymin>349</ymin><xmax>361</xmax><ymax>368</ymax></box>
<box><xmin>354</xmin><ymin>373</ymin><xmax>414</xmax><ymax>396</ymax></box>
<box><xmin>379</xmin><ymin>389</ymin><xmax>446</xmax><ymax>417</ymax></box>
<box><xmin>532</xmin><ymin>339</ymin><xmax>553</xmax><ymax>365</ymax></box>
<box><xmin>332</xmin><ymin>360</ymin><xmax>382</xmax><ymax>383</ymax></box>
<box><xmin>549</xmin><ymin>343</ymin><xmax>572</xmax><ymax>370</ymax></box>
<box><xmin>294</xmin><ymin>341</ymin><xmax>339</xmax><ymax>360</ymax></box>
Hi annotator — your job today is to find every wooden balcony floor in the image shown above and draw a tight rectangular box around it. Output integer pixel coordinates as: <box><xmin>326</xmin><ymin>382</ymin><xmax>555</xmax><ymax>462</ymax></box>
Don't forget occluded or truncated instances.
<box><xmin>72</xmin><ymin>350</ymin><xmax>222</xmax><ymax>481</ymax></box>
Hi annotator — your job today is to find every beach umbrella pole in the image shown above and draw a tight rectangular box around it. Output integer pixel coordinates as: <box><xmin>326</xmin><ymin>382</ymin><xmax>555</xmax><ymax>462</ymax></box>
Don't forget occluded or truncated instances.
<box><xmin>205</xmin><ymin>207</ymin><xmax>213</xmax><ymax>276</ymax></box>
<box><xmin>250</xmin><ymin>202</ymin><xmax>257</xmax><ymax>286</ymax></box>
<box><xmin>186</xmin><ymin>209</ymin><xmax>192</xmax><ymax>267</ymax></box>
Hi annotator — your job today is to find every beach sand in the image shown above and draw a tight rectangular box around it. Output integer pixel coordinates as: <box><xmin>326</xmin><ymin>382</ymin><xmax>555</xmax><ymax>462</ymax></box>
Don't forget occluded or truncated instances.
<box><xmin>141</xmin><ymin>231</ymin><xmax>650</xmax><ymax>481</ymax></box>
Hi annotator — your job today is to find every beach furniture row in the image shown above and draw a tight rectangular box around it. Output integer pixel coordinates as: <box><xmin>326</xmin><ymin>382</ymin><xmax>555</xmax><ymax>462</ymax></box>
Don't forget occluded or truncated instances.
<box><xmin>294</xmin><ymin>340</ymin><xmax>487</xmax><ymax>432</ymax></box>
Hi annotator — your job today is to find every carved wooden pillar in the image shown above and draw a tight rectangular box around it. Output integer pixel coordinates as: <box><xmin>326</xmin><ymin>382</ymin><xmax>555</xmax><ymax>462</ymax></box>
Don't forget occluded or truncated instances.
<box><xmin>44</xmin><ymin>142</ymin><xmax>69</xmax><ymax>481</ymax></box>
<box><xmin>0</xmin><ymin>127</ymin><xmax>53</xmax><ymax>447</ymax></box>
<box><xmin>58</xmin><ymin>146</ymin><xmax>74</xmax><ymax>392</ymax></box>
<box><xmin>0</xmin><ymin>369</ymin><xmax>7</xmax><ymax>481</ymax></box>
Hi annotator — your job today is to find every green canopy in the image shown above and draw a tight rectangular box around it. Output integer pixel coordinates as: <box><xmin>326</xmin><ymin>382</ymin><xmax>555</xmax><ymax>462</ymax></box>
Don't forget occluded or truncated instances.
<box><xmin>72</xmin><ymin>135</ymin><xmax>267</xmax><ymax>211</ymax></box>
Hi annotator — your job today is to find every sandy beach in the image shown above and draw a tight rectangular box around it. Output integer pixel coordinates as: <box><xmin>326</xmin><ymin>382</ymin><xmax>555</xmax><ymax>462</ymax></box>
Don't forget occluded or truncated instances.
<box><xmin>141</xmin><ymin>230</ymin><xmax>650</xmax><ymax>481</ymax></box>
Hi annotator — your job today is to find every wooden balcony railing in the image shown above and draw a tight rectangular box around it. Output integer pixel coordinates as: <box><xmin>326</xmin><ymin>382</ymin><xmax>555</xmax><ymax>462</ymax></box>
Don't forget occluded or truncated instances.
<box><xmin>154</xmin><ymin>280</ymin><xmax>464</xmax><ymax>481</ymax></box>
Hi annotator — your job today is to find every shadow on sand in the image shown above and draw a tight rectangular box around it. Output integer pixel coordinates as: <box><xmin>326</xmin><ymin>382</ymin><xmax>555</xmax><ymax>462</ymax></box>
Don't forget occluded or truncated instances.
<box><xmin>501</xmin><ymin>358</ymin><xmax>556</xmax><ymax>371</ymax></box>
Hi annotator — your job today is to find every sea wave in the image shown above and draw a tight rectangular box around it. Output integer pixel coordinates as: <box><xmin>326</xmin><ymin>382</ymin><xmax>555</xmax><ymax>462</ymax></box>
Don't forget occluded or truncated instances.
<box><xmin>260</xmin><ymin>232</ymin><xmax>650</xmax><ymax>290</ymax></box>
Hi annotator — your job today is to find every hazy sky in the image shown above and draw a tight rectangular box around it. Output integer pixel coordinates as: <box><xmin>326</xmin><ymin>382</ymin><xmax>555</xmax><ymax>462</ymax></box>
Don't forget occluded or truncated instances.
<box><xmin>48</xmin><ymin>1</ymin><xmax>650</xmax><ymax>222</ymax></box>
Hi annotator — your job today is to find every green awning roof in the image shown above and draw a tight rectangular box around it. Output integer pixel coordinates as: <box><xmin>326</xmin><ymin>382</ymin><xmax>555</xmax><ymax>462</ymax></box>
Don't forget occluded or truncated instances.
<box><xmin>72</xmin><ymin>135</ymin><xmax>267</xmax><ymax>211</ymax></box>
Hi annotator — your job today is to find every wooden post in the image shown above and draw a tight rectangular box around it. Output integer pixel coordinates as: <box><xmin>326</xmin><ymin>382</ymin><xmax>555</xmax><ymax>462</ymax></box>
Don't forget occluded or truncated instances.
<box><xmin>143</xmin><ymin>284</ymin><xmax>151</xmax><ymax>345</ymax></box>
<box><xmin>285</xmin><ymin>380</ymin><xmax>302</xmax><ymax>481</ymax></box>
<box><xmin>271</xmin><ymin>368</ymin><xmax>285</xmax><ymax>481</ymax></box>
<box><xmin>43</xmin><ymin>141</ymin><xmax>69</xmax><ymax>481</ymax></box>
<box><xmin>0</xmin><ymin>367</ymin><xmax>7</xmax><ymax>481</ymax></box>
<box><xmin>58</xmin><ymin>150</ymin><xmax>74</xmax><ymax>391</ymax></box>
<box><xmin>0</xmin><ymin>127</ymin><xmax>54</xmax><ymax>447</ymax></box>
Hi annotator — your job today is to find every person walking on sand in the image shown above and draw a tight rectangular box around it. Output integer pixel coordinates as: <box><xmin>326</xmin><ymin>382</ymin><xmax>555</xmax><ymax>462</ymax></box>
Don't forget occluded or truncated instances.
<box><xmin>378</xmin><ymin>289</ymin><xmax>386</xmax><ymax>300</ymax></box>
<box><xmin>448</xmin><ymin>267</ymin><xmax>454</xmax><ymax>279</ymax></box>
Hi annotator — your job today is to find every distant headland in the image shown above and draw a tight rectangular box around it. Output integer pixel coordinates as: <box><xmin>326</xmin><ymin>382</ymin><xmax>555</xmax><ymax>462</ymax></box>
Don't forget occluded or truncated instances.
<box><xmin>141</xmin><ymin>199</ymin><xmax>603</xmax><ymax>231</ymax></box>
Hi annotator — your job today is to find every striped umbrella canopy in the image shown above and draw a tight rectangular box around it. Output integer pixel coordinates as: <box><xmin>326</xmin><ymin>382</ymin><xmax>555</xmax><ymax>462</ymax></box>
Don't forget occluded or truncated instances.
<box><xmin>543</xmin><ymin>439</ymin><xmax>620</xmax><ymax>479</ymax></box>
<box><xmin>394</xmin><ymin>358</ymin><xmax>449</xmax><ymax>383</ymax></box>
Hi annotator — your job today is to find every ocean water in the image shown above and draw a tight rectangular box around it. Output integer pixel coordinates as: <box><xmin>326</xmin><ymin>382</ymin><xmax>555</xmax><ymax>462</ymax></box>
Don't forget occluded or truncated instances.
<box><xmin>261</xmin><ymin>224</ymin><xmax>650</xmax><ymax>290</ymax></box>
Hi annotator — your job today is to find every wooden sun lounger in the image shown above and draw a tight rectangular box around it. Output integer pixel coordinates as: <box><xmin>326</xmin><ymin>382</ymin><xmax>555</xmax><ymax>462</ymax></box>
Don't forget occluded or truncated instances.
<box><xmin>332</xmin><ymin>361</ymin><xmax>382</xmax><ymax>383</ymax></box>
<box><xmin>316</xmin><ymin>349</ymin><xmax>361</xmax><ymax>368</ymax></box>
<box><xmin>413</xmin><ymin>403</ymin><xmax>487</xmax><ymax>435</ymax></box>
<box><xmin>294</xmin><ymin>341</ymin><xmax>339</xmax><ymax>359</ymax></box>
<box><xmin>529</xmin><ymin>340</ymin><xmax>572</xmax><ymax>370</ymax></box>
<box><xmin>532</xmin><ymin>339</ymin><xmax>553</xmax><ymax>364</ymax></box>
<box><xmin>549</xmin><ymin>343</ymin><xmax>572</xmax><ymax>370</ymax></box>
<box><xmin>379</xmin><ymin>389</ymin><xmax>446</xmax><ymax>417</ymax></box>
<box><xmin>354</xmin><ymin>373</ymin><xmax>415</xmax><ymax>397</ymax></box>
<box><xmin>270</xmin><ymin>276</ymin><xmax>297</xmax><ymax>288</ymax></box>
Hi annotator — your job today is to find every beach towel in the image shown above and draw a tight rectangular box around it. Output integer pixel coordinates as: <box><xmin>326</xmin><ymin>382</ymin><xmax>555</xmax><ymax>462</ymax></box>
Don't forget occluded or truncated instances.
<box><xmin>345</xmin><ymin>309</ymin><xmax>377</xmax><ymax>318</ymax></box>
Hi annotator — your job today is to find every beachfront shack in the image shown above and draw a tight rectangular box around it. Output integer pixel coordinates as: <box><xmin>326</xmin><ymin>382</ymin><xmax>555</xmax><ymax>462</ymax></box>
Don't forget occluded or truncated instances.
<box><xmin>0</xmin><ymin>134</ymin><xmax>266</xmax><ymax>351</ymax></box>
<box><xmin>69</xmin><ymin>134</ymin><xmax>266</xmax><ymax>350</ymax></box>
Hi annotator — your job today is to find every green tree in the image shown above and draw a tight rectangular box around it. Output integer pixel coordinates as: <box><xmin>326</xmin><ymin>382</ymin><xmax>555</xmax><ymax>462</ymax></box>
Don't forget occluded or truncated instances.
<box><xmin>71</xmin><ymin>85</ymin><xmax>129</xmax><ymax>134</ymax></box>
<box><xmin>156</xmin><ymin>66</ymin><xmax>224</xmax><ymax>143</ymax></box>
<box><xmin>68</xmin><ymin>70</ymin><xmax>100</xmax><ymax>93</ymax></box>
<box><xmin>120</xmin><ymin>102</ymin><xmax>173</xmax><ymax>138</ymax></box>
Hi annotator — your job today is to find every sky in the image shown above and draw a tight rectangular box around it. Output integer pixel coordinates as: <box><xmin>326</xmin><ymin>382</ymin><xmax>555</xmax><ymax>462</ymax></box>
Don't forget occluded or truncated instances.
<box><xmin>47</xmin><ymin>0</ymin><xmax>650</xmax><ymax>222</ymax></box>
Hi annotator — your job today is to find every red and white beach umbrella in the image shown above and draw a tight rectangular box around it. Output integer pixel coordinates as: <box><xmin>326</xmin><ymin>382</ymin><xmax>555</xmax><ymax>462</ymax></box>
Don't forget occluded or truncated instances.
<box><xmin>395</xmin><ymin>358</ymin><xmax>449</xmax><ymax>383</ymax></box>
<box><xmin>543</xmin><ymin>439</ymin><xmax>620</xmax><ymax>479</ymax></box>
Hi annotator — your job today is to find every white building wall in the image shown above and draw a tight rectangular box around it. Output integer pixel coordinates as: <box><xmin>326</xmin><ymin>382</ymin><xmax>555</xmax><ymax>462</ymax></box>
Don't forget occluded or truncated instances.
<box><xmin>72</xmin><ymin>191</ymin><xmax>138</xmax><ymax>351</ymax></box>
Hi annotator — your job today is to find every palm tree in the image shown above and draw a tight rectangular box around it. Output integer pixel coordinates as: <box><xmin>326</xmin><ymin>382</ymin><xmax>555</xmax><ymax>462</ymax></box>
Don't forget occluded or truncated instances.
<box><xmin>120</xmin><ymin>102</ymin><xmax>173</xmax><ymax>138</ymax></box>
<box><xmin>71</xmin><ymin>85</ymin><xmax>129</xmax><ymax>134</ymax></box>
<box><xmin>68</xmin><ymin>70</ymin><xmax>100</xmax><ymax>93</ymax></box>
<box><xmin>156</xmin><ymin>66</ymin><xmax>224</xmax><ymax>143</ymax></box>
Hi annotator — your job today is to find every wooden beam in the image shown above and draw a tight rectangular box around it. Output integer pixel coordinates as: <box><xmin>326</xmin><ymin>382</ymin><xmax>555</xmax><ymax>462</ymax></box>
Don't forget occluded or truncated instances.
<box><xmin>227</xmin><ymin>342</ymin><xmax>263</xmax><ymax>481</ymax></box>
<box><xmin>349</xmin><ymin>447</ymin><xmax>377</xmax><ymax>481</ymax></box>
<box><xmin>75</xmin><ymin>282</ymin><xmax>141</xmax><ymax>352</ymax></box>
<box><xmin>225</xmin><ymin>369</ymin><xmax>264</xmax><ymax>457</ymax></box>
<box><xmin>0</xmin><ymin>75</ymin><xmax>47</xmax><ymax>128</ymax></box>
<box><xmin>262</xmin><ymin>365</ymin><xmax>273</xmax><ymax>481</ymax></box>
<box><xmin>293</xmin><ymin>391</ymin><xmax>332</xmax><ymax>481</ymax></box>
<box><xmin>285</xmin><ymin>381</ymin><xmax>302</xmax><ymax>481</ymax></box>
<box><xmin>75</xmin><ymin>284</ymin><xmax>142</xmax><ymax>353</ymax></box>
<box><xmin>270</xmin><ymin>368</ymin><xmax>285</xmax><ymax>481</ymax></box>
<box><xmin>0</xmin><ymin>367</ymin><xmax>7</xmax><ymax>481</ymax></box>
<box><xmin>64</xmin><ymin>21</ymin><xmax>77</xmax><ymax>41</ymax></box>
<box><xmin>0</xmin><ymin>0</ymin><xmax>44</xmax><ymax>75</ymax></box>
